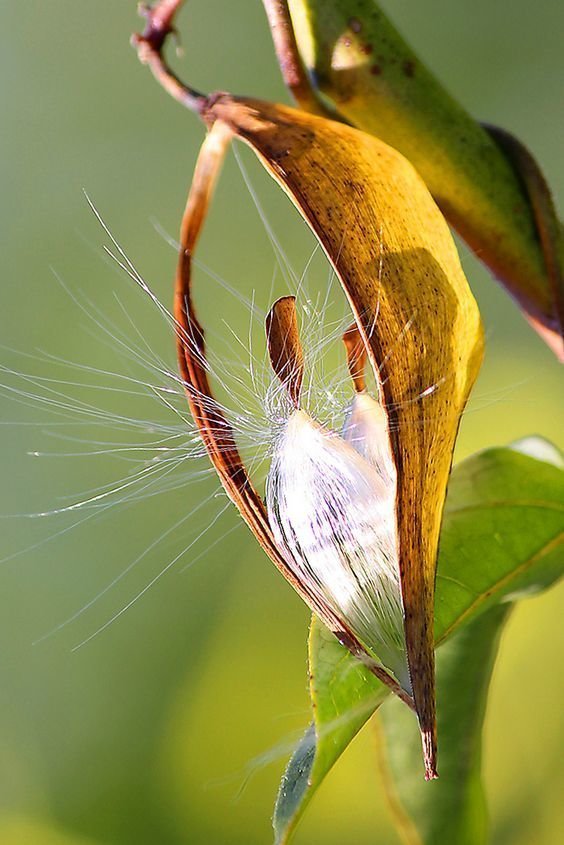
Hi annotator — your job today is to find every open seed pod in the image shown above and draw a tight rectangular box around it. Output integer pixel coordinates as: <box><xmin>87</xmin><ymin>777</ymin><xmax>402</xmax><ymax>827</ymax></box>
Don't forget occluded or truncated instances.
<box><xmin>169</xmin><ymin>101</ymin><xmax>484</xmax><ymax>779</ymax></box>
<box><xmin>135</xmin><ymin>7</ymin><xmax>484</xmax><ymax>779</ymax></box>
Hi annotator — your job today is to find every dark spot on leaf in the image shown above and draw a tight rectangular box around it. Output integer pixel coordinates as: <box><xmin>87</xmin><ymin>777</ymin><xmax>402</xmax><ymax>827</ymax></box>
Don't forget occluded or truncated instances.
<box><xmin>349</xmin><ymin>17</ymin><xmax>362</xmax><ymax>34</ymax></box>
<box><xmin>371</xmin><ymin>64</ymin><xmax>382</xmax><ymax>75</ymax></box>
<box><xmin>403</xmin><ymin>59</ymin><xmax>416</xmax><ymax>78</ymax></box>
<box><xmin>361</xmin><ymin>43</ymin><xmax>374</xmax><ymax>56</ymax></box>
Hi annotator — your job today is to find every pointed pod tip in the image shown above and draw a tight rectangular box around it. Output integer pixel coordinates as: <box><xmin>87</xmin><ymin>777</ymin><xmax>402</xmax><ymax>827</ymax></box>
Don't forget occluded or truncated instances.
<box><xmin>266</xmin><ymin>296</ymin><xmax>304</xmax><ymax>408</ymax></box>
<box><xmin>422</xmin><ymin>729</ymin><xmax>438</xmax><ymax>780</ymax></box>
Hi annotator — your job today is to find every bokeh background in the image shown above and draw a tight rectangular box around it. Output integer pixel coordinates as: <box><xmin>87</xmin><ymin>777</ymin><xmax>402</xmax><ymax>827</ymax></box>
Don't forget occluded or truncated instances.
<box><xmin>1</xmin><ymin>2</ymin><xmax>563</xmax><ymax>843</ymax></box>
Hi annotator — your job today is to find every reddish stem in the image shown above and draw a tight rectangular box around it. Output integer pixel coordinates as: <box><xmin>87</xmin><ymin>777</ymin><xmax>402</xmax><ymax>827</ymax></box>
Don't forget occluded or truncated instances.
<box><xmin>132</xmin><ymin>0</ymin><xmax>206</xmax><ymax>115</ymax></box>
<box><xmin>261</xmin><ymin>0</ymin><xmax>328</xmax><ymax>116</ymax></box>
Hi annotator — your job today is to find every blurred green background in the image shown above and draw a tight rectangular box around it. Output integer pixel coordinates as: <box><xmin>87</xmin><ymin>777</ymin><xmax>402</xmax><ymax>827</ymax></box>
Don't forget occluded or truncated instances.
<box><xmin>1</xmin><ymin>2</ymin><xmax>563</xmax><ymax>843</ymax></box>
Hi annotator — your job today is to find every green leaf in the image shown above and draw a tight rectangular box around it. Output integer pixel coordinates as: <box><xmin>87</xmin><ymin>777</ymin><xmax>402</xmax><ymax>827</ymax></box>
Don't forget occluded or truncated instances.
<box><xmin>274</xmin><ymin>622</ymin><xmax>387</xmax><ymax>844</ymax></box>
<box><xmin>434</xmin><ymin>443</ymin><xmax>564</xmax><ymax>643</ymax></box>
<box><xmin>273</xmin><ymin>438</ymin><xmax>564</xmax><ymax>843</ymax></box>
<box><xmin>378</xmin><ymin>604</ymin><xmax>510</xmax><ymax>845</ymax></box>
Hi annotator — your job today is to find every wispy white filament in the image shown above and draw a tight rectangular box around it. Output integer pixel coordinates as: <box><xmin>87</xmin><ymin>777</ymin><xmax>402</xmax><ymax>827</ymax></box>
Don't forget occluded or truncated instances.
<box><xmin>266</xmin><ymin>405</ymin><xmax>410</xmax><ymax>692</ymax></box>
<box><xmin>342</xmin><ymin>392</ymin><xmax>396</xmax><ymax>488</ymax></box>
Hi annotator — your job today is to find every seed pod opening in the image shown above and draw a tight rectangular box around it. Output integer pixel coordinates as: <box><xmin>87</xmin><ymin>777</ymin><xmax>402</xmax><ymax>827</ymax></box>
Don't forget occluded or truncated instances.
<box><xmin>265</xmin><ymin>299</ymin><xmax>410</xmax><ymax>692</ymax></box>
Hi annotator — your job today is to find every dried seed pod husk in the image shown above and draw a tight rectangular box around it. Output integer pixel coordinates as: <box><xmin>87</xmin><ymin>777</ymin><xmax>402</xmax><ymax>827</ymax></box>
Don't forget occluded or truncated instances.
<box><xmin>173</xmin><ymin>119</ymin><xmax>416</xmax><ymax>716</ymax></box>
<box><xmin>173</xmin><ymin>97</ymin><xmax>484</xmax><ymax>778</ymax></box>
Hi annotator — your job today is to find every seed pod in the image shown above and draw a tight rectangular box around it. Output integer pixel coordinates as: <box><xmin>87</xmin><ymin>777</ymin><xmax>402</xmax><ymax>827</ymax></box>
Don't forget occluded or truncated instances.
<box><xmin>165</xmin><ymin>100</ymin><xmax>485</xmax><ymax>778</ymax></box>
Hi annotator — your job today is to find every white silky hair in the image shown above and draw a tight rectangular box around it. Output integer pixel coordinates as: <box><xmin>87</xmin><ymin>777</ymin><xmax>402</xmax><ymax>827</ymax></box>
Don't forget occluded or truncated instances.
<box><xmin>342</xmin><ymin>391</ymin><xmax>397</xmax><ymax>487</ymax></box>
<box><xmin>266</xmin><ymin>406</ymin><xmax>411</xmax><ymax>694</ymax></box>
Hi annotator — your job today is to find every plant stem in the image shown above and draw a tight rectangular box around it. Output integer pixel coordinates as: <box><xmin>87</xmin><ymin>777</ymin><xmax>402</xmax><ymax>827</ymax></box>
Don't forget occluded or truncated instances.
<box><xmin>132</xmin><ymin>0</ymin><xmax>207</xmax><ymax>115</ymax></box>
<box><xmin>261</xmin><ymin>0</ymin><xmax>330</xmax><ymax>117</ymax></box>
